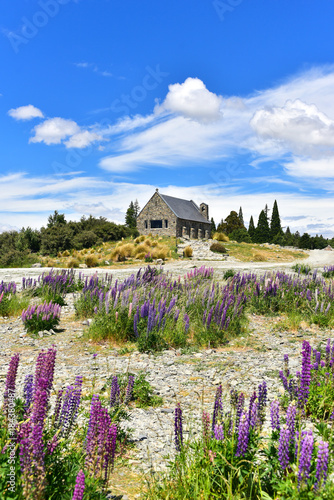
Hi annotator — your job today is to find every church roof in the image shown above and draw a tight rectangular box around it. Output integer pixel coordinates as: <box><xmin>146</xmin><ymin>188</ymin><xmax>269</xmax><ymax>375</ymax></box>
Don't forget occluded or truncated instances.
<box><xmin>159</xmin><ymin>193</ymin><xmax>209</xmax><ymax>224</ymax></box>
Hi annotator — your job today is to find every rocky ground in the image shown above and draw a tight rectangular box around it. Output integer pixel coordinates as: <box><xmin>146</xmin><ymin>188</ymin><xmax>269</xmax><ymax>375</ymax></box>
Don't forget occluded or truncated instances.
<box><xmin>1</xmin><ymin>252</ymin><xmax>334</xmax><ymax>499</ymax></box>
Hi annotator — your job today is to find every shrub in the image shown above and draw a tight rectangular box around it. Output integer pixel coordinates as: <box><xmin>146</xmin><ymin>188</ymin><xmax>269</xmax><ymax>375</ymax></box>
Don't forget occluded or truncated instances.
<box><xmin>213</xmin><ymin>232</ymin><xmax>229</xmax><ymax>242</ymax></box>
<box><xmin>62</xmin><ymin>250</ymin><xmax>70</xmax><ymax>257</ymax></box>
<box><xmin>223</xmin><ymin>269</ymin><xmax>235</xmax><ymax>280</ymax></box>
<box><xmin>323</xmin><ymin>265</ymin><xmax>334</xmax><ymax>278</ymax></box>
<box><xmin>253</xmin><ymin>252</ymin><xmax>266</xmax><ymax>262</ymax></box>
<box><xmin>183</xmin><ymin>246</ymin><xmax>193</xmax><ymax>258</ymax></box>
<box><xmin>292</xmin><ymin>263</ymin><xmax>311</xmax><ymax>275</ymax></box>
<box><xmin>85</xmin><ymin>255</ymin><xmax>99</xmax><ymax>267</ymax></box>
<box><xmin>144</xmin><ymin>239</ymin><xmax>152</xmax><ymax>247</ymax></box>
<box><xmin>67</xmin><ymin>258</ymin><xmax>80</xmax><ymax>268</ymax></box>
<box><xmin>134</xmin><ymin>243</ymin><xmax>151</xmax><ymax>256</ymax></box>
<box><xmin>21</xmin><ymin>300</ymin><xmax>61</xmax><ymax>334</ymax></box>
<box><xmin>154</xmin><ymin>247</ymin><xmax>169</xmax><ymax>260</ymax></box>
<box><xmin>0</xmin><ymin>282</ymin><xmax>29</xmax><ymax>317</ymax></box>
<box><xmin>135</xmin><ymin>235</ymin><xmax>146</xmax><ymax>244</ymax></box>
<box><xmin>210</xmin><ymin>242</ymin><xmax>227</xmax><ymax>254</ymax></box>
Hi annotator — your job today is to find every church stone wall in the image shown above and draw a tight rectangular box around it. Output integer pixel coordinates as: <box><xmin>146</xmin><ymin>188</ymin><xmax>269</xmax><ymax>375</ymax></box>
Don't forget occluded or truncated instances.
<box><xmin>137</xmin><ymin>191</ymin><xmax>177</xmax><ymax>237</ymax></box>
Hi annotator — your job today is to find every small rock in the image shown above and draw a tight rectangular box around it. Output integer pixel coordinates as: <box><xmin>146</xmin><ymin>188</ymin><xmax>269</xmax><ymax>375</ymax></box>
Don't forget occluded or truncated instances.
<box><xmin>31</xmin><ymin>263</ymin><xmax>42</xmax><ymax>268</ymax></box>
<box><xmin>105</xmin><ymin>260</ymin><xmax>110</xmax><ymax>265</ymax></box>
<box><xmin>38</xmin><ymin>332</ymin><xmax>43</xmax><ymax>338</ymax></box>
<box><xmin>79</xmin><ymin>264</ymin><xmax>88</xmax><ymax>268</ymax></box>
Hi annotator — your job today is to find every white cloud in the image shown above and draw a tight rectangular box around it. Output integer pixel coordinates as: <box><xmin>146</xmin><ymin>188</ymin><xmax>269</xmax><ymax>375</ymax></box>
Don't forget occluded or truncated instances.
<box><xmin>0</xmin><ymin>174</ymin><xmax>334</xmax><ymax>236</ymax></box>
<box><xmin>284</xmin><ymin>157</ymin><xmax>334</xmax><ymax>178</ymax></box>
<box><xmin>30</xmin><ymin>117</ymin><xmax>80</xmax><ymax>145</ymax></box>
<box><xmin>157</xmin><ymin>77</ymin><xmax>223</xmax><ymax>123</ymax></box>
<box><xmin>8</xmin><ymin>104</ymin><xmax>44</xmax><ymax>121</ymax></box>
<box><xmin>64</xmin><ymin>130</ymin><xmax>103</xmax><ymax>149</ymax></box>
<box><xmin>250</xmin><ymin>99</ymin><xmax>334</xmax><ymax>154</ymax></box>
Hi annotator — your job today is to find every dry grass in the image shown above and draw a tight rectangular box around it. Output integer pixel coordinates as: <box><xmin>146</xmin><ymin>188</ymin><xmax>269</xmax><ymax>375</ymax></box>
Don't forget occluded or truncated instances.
<box><xmin>183</xmin><ymin>246</ymin><xmax>193</xmax><ymax>258</ymax></box>
<box><xmin>213</xmin><ymin>232</ymin><xmax>229</xmax><ymax>242</ymax></box>
<box><xmin>67</xmin><ymin>258</ymin><xmax>80</xmax><ymax>268</ymax></box>
<box><xmin>85</xmin><ymin>255</ymin><xmax>99</xmax><ymax>267</ymax></box>
<box><xmin>224</xmin><ymin>242</ymin><xmax>308</xmax><ymax>262</ymax></box>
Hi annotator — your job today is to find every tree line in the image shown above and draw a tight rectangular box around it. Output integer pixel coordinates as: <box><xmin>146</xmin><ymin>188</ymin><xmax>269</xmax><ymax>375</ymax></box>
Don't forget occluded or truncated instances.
<box><xmin>0</xmin><ymin>211</ymin><xmax>138</xmax><ymax>267</ymax></box>
<box><xmin>211</xmin><ymin>200</ymin><xmax>331</xmax><ymax>250</ymax></box>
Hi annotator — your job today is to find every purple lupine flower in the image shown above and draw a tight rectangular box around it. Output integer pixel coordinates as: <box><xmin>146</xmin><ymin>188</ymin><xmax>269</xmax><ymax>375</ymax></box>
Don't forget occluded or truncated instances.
<box><xmin>270</xmin><ymin>400</ymin><xmax>280</xmax><ymax>431</ymax></box>
<box><xmin>278</xmin><ymin>425</ymin><xmax>290</xmax><ymax>470</ymax></box>
<box><xmin>212</xmin><ymin>385</ymin><xmax>223</xmax><ymax>432</ymax></box>
<box><xmin>326</xmin><ymin>339</ymin><xmax>331</xmax><ymax>367</ymax></box>
<box><xmin>279</xmin><ymin>370</ymin><xmax>289</xmax><ymax>391</ymax></box>
<box><xmin>236</xmin><ymin>392</ymin><xmax>245</xmax><ymax>427</ymax></box>
<box><xmin>72</xmin><ymin>470</ymin><xmax>85</xmax><ymax>500</ymax></box>
<box><xmin>47</xmin><ymin>433</ymin><xmax>59</xmax><ymax>454</ymax></box>
<box><xmin>214</xmin><ymin>424</ymin><xmax>224</xmax><ymax>441</ymax></box>
<box><xmin>110</xmin><ymin>376</ymin><xmax>120</xmax><ymax>407</ymax></box>
<box><xmin>174</xmin><ymin>403</ymin><xmax>183</xmax><ymax>452</ymax></box>
<box><xmin>23</xmin><ymin>374</ymin><xmax>34</xmax><ymax>413</ymax></box>
<box><xmin>284</xmin><ymin>354</ymin><xmax>290</xmax><ymax>377</ymax></box>
<box><xmin>298</xmin><ymin>432</ymin><xmax>314</xmax><ymax>488</ymax></box>
<box><xmin>298</xmin><ymin>341</ymin><xmax>312</xmax><ymax>407</ymax></box>
<box><xmin>258</xmin><ymin>381</ymin><xmax>267</xmax><ymax>412</ymax></box>
<box><xmin>315</xmin><ymin>441</ymin><xmax>329</xmax><ymax>491</ymax></box>
<box><xmin>104</xmin><ymin>423</ymin><xmax>117</xmax><ymax>481</ymax></box>
<box><xmin>286</xmin><ymin>403</ymin><xmax>297</xmax><ymax>439</ymax></box>
<box><xmin>58</xmin><ymin>376</ymin><xmax>83</xmax><ymax>437</ymax></box>
<box><xmin>31</xmin><ymin>377</ymin><xmax>49</xmax><ymax>426</ymax></box>
<box><xmin>184</xmin><ymin>313</ymin><xmax>190</xmax><ymax>333</ymax></box>
<box><xmin>3</xmin><ymin>353</ymin><xmax>20</xmax><ymax>413</ymax></box>
<box><xmin>249</xmin><ymin>398</ymin><xmax>259</xmax><ymax>429</ymax></box>
<box><xmin>236</xmin><ymin>412</ymin><xmax>250</xmax><ymax>457</ymax></box>
<box><xmin>124</xmin><ymin>375</ymin><xmax>135</xmax><ymax>404</ymax></box>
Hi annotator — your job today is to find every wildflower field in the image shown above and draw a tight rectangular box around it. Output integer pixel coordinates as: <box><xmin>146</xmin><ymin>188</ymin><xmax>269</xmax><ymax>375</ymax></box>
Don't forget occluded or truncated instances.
<box><xmin>1</xmin><ymin>265</ymin><xmax>334</xmax><ymax>499</ymax></box>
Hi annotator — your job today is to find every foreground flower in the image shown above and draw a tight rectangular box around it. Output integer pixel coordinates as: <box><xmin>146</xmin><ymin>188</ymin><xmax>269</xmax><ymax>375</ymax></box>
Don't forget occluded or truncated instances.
<box><xmin>174</xmin><ymin>403</ymin><xmax>183</xmax><ymax>452</ymax></box>
<box><xmin>72</xmin><ymin>470</ymin><xmax>85</xmax><ymax>500</ymax></box>
<box><xmin>270</xmin><ymin>400</ymin><xmax>280</xmax><ymax>431</ymax></box>
<box><xmin>315</xmin><ymin>440</ymin><xmax>329</xmax><ymax>491</ymax></box>
<box><xmin>278</xmin><ymin>425</ymin><xmax>290</xmax><ymax>470</ymax></box>
<box><xmin>298</xmin><ymin>432</ymin><xmax>314</xmax><ymax>488</ymax></box>
<box><xmin>236</xmin><ymin>412</ymin><xmax>249</xmax><ymax>457</ymax></box>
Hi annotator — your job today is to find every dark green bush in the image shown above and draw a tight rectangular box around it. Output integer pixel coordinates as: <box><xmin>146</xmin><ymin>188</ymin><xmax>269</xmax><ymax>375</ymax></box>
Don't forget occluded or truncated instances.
<box><xmin>210</xmin><ymin>242</ymin><xmax>227</xmax><ymax>254</ymax></box>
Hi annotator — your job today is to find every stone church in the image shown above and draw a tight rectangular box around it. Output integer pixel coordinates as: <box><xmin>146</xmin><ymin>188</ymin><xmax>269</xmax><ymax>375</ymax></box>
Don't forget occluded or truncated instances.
<box><xmin>137</xmin><ymin>189</ymin><xmax>211</xmax><ymax>239</ymax></box>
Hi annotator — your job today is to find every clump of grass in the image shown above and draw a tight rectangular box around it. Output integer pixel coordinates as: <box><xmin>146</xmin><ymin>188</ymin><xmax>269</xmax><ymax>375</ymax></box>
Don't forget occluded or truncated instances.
<box><xmin>135</xmin><ymin>235</ymin><xmax>146</xmax><ymax>243</ymax></box>
<box><xmin>183</xmin><ymin>246</ymin><xmax>193</xmax><ymax>258</ymax></box>
<box><xmin>252</xmin><ymin>251</ymin><xmax>267</xmax><ymax>262</ymax></box>
<box><xmin>213</xmin><ymin>232</ymin><xmax>229</xmax><ymax>242</ymax></box>
<box><xmin>67</xmin><ymin>258</ymin><xmax>80</xmax><ymax>268</ymax></box>
<box><xmin>210</xmin><ymin>242</ymin><xmax>227</xmax><ymax>254</ymax></box>
<box><xmin>85</xmin><ymin>255</ymin><xmax>99</xmax><ymax>267</ymax></box>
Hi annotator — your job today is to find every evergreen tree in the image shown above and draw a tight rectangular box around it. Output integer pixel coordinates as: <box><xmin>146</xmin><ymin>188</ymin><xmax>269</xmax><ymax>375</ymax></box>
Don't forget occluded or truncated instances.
<box><xmin>264</xmin><ymin>204</ymin><xmax>270</xmax><ymax>221</ymax></box>
<box><xmin>270</xmin><ymin>200</ymin><xmax>282</xmax><ymax>241</ymax></box>
<box><xmin>255</xmin><ymin>210</ymin><xmax>270</xmax><ymax>243</ymax></box>
<box><xmin>248</xmin><ymin>216</ymin><xmax>256</xmax><ymax>241</ymax></box>
<box><xmin>210</xmin><ymin>217</ymin><xmax>216</xmax><ymax>234</ymax></box>
<box><xmin>299</xmin><ymin>233</ymin><xmax>312</xmax><ymax>249</ymax></box>
<box><xmin>47</xmin><ymin>211</ymin><xmax>66</xmax><ymax>228</ymax></box>
<box><xmin>217</xmin><ymin>211</ymin><xmax>243</xmax><ymax>235</ymax></box>
<box><xmin>238</xmin><ymin>207</ymin><xmax>244</xmax><ymax>226</ymax></box>
<box><xmin>125</xmin><ymin>201</ymin><xmax>136</xmax><ymax>228</ymax></box>
<box><xmin>133</xmin><ymin>199</ymin><xmax>140</xmax><ymax>219</ymax></box>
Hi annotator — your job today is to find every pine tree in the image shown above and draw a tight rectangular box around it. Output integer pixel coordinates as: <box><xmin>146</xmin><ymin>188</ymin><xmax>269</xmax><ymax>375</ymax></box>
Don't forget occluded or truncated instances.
<box><xmin>210</xmin><ymin>217</ymin><xmax>216</xmax><ymax>234</ymax></box>
<box><xmin>125</xmin><ymin>201</ymin><xmax>136</xmax><ymax>228</ymax></box>
<box><xmin>248</xmin><ymin>216</ymin><xmax>256</xmax><ymax>240</ymax></box>
<box><xmin>255</xmin><ymin>210</ymin><xmax>270</xmax><ymax>243</ymax></box>
<box><xmin>238</xmin><ymin>207</ymin><xmax>244</xmax><ymax>226</ymax></box>
<box><xmin>270</xmin><ymin>200</ymin><xmax>282</xmax><ymax>242</ymax></box>
<box><xmin>264</xmin><ymin>204</ymin><xmax>270</xmax><ymax>221</ymax></box>
<box><xmin>133</xmin><ymin>199</ymin><xmax>140</xmax><ymax>219</ymax></box>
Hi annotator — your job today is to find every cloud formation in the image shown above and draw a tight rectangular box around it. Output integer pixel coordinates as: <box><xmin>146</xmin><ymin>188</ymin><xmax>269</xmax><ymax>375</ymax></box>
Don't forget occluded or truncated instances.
<box><xmin>250</xmin><ymin>99</ymin><xmax>334</xmax><ymax>154</ymax></box>
<box><xmin>157</xmin><ymin>77</ymin><xmax>223</xmax><ymax>123</ymax></box>
<box><xmin>8</xmin><ymin>104</ymin><xmax>44</xmax><ymax>121</ymax></box>
<box><xmin>29</xmin><ymin>117</ymin><xmax>103</xmax><ymax>148</ymax></box>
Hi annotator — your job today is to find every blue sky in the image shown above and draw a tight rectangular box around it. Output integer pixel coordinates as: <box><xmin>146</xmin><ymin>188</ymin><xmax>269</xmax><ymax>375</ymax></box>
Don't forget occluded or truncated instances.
<box><xmin>1</xmin><ymin>0</ymin><xmax>334</xmax><ymax>236</ymax></box>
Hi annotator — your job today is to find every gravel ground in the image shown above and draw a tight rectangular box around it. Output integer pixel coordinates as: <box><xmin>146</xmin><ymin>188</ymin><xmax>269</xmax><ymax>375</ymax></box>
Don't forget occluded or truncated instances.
<box><xmin>1</xmin><ymin>250</ymin><xmax>334</xmax><ymax>499</ymax></box>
